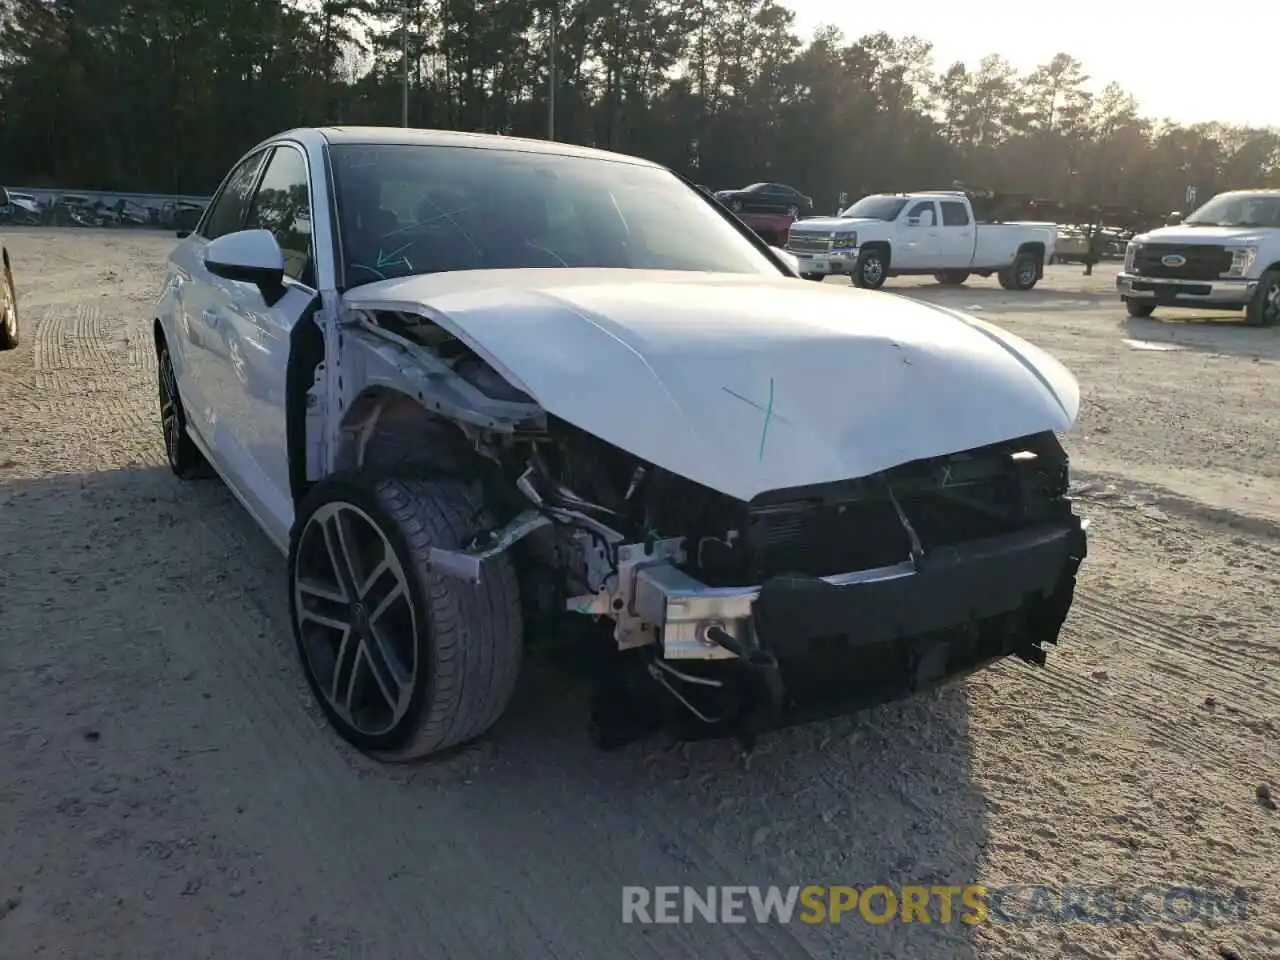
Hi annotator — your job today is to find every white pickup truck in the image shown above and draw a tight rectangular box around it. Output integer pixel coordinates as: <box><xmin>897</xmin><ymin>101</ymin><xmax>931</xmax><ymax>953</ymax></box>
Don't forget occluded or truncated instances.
<box><xmin>1116</xmin><ymin>189</ymin><xmax>1280</xmax><ymax>327</ymax></box>
<box><xmin>785</xmin><ymin>191</ymin><xmax>1057</xmax><ymax>291</ymax></box>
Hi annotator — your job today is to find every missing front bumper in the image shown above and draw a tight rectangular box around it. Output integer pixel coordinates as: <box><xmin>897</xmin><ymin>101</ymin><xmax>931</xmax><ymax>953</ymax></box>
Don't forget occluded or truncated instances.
<box><xmin>633</xmin><ymin>515</ymin><xmax>1088</xmax><ymax>663</ymax></box>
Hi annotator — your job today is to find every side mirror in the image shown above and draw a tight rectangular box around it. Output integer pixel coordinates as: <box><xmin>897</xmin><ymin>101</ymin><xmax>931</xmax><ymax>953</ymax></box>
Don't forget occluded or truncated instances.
<box><xmin>204</xmin><ymin>229</ymin><xmax>285</xmax><ymax>302</ymax></box>
<box><xmin>0</xmin><ymin>186</ymin><xmax>10</xmax><ymax>207</ymax></box>
<box><xmin>176</xmin><ymin>229</ymin><xmax>191</xmax><ymax>239</ymax></box>
<box><xmin>770</xmin><ymin>245</ymin><xmax>800</xmax><ymax>277</ymax></box>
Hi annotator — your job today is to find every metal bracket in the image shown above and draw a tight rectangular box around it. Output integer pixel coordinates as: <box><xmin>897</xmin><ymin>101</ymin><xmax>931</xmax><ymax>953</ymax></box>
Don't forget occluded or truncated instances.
<box><xmin>428</xmin><ymin>509</ymin><xmax>552</xmax><ymax>583</ymax></box>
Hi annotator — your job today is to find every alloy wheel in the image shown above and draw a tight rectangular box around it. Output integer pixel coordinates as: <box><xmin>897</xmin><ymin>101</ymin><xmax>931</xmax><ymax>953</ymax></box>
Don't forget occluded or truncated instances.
<box><xmin>293</xmin><ymin>502</ymin><xmax>418</xmax><ymax>737</ymax></box>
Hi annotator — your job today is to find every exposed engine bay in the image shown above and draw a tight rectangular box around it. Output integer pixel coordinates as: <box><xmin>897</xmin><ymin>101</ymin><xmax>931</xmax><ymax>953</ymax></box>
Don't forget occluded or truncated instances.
<box><xmin>348</xmin><ymin>307</ymin><xmax>1088</xmax><ymax>748</ymax></box>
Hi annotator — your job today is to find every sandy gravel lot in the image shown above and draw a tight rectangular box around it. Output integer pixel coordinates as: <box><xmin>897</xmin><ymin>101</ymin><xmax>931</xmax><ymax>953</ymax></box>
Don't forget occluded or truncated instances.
<box><xmin>0</xmin><ymin>228</ymin><xmax>1276</xmax><ymax>960</ymax></box>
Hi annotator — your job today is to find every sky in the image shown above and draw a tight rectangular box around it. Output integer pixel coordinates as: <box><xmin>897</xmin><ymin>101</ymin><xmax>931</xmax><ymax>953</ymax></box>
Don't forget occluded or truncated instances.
<box><xmin>782</xmin><ymin>0</ymin><xmax>1276</xmax><ymax>129</ymax></box>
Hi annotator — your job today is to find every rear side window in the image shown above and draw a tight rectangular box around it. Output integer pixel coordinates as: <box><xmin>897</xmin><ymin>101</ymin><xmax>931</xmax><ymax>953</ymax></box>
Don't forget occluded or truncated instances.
<box><xmin>245</xmin><ymin>146</ymin><xmax>314</xmax><ymax>286</ymax></box>
<box><xmin>940</xmin><ymin>201</ymin><xmax>971</xmax><ymax>227</ymax></box>
<box><xmin>201</xmin><ymin>152</ymin><xmax>267</xmax><ymax>240</ymax></box>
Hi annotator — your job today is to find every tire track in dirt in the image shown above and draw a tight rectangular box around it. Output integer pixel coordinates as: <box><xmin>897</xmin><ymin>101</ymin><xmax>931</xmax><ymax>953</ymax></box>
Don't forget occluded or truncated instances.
<box><xmin>1076</xmin><ymin>595</ymin><xmax>1279</xmax><ymax>704</ymax></box>
<box><xmin>1017</xmin><ymin>592</ymin><xmax>1275</xmax><ymax>782</ymax></box>
<box><xmin>33</xmin><ymin>302</ymin><xmax>71</xmax><ymax>372</ymax></box>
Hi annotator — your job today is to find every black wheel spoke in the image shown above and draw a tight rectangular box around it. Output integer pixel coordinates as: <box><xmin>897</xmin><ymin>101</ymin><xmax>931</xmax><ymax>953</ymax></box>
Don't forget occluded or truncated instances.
<box><xmin>363</xmin><ymin>625</ymin><xmax>410</xmax><ymax>699</ymax></box>
<box><xmin>331</xmin><ymin>628</ymin><xmax>360</xmax><ymax>710</ymax></box>
<box><xmin>321</xmin><ymin>515</ymin><xmax>359</xmax><ymax>599</ymax></box>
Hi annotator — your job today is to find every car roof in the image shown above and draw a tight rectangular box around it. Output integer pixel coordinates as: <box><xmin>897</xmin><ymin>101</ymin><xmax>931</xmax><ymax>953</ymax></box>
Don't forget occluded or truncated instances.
<box><xmin>301</xmin><ymin>126</ymin><xmax>662</xmax><ymax>169</ymax></box>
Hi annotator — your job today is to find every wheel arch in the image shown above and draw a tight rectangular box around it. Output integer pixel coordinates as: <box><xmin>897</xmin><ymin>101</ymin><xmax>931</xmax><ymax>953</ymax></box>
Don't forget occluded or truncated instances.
<box><xmin>332</xmin><ymin>385</ymin><xmax>483</xmax><ymax>479</ymax></box>
<box><xmin>1017</xmin><ymin>240</ymin><xmax>1047</xmax><ymax>264</ymax></box>
<box><xmin>862</xmin><ymin>239</ymin><xmax>891</xmax><ymax>265</ymax></box>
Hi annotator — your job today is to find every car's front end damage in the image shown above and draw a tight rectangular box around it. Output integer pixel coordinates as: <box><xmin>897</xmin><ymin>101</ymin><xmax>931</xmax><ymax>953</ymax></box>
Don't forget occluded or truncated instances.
<box><xmin>446</xmin><ymin>422</ymin><xmax>1086</xmax><ymax>747</ymax></box>
<box><xmin>334</xmin><ymin>270</ymin><xmax>1088</xmax><ymax>749</ymax></box>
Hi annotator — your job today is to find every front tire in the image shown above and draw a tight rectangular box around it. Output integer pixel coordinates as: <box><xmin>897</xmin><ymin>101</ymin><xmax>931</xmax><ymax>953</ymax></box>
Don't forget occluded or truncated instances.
<box><xmin>1125</xmin><ymin>299</ymin><xmax>1156</xmax><ymax>319</ymax></box>
<box><xmin>288</xmin><ymin>476</ymin><xmax>523</xmax><ymax>761</ymax></box>
<box><xmin>1245</xmin><ymin>269</ymin><xmax>1280</xmax><ymax>327</ymax></box>
<box><xmin>852</xmin><ymin>248</ymin><xmax>888</xmax><ymax>290</ymax></box>
<box><xmin>0</xmin><ymin>261</ymin><xmax>17</xmax><ymax>351</ymax></box>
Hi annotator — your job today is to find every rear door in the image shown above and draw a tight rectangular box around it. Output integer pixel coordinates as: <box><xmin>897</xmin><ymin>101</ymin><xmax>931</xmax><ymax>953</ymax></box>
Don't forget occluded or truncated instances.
<box><xmin>200</xmin><ymin>143</ymin><xmax>319</xmax><ymax>544</ymax></box>
<box><xmin>936</xmin><ymin>200</ymin><xmax>977</xmax><ymax>268</ymax></box>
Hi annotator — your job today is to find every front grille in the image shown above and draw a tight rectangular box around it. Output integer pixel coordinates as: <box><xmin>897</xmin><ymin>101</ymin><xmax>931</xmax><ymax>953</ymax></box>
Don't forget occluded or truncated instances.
<box><xmin>787</xmin><ymin>234</ymin><xmax>831</xmax><ymax>254</ymax></box>
<box><xmin>742</xmin><ymin>434</ymin><xmax>1070</xmax><ymax>580</ymax></box>
<box><xmin>1133</xmin><ymin>243</ymin><xmax>1230</xmax><ymax>281</ymax></box>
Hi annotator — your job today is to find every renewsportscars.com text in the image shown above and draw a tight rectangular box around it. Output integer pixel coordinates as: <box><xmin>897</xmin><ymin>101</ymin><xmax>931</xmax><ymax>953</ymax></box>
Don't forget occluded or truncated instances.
<box><xmin>621</xmin><ymin>884</ymin><xmax>1250</xmax><ymax>926</ymax></box>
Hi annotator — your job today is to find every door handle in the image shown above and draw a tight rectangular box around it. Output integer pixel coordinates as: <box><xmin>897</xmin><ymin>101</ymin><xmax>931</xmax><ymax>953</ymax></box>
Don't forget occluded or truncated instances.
<box><xmin>201</xmin><ymin>309</ymin><xmax>219</xmax><ymax>327</ymax></box>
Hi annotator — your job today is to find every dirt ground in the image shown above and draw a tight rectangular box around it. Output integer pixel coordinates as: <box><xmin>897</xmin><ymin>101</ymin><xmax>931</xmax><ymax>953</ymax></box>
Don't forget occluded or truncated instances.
<box><xmin>0</xmin><ymin>228</ymin><xmax>1276</xmax><ymax>960</ymax></box>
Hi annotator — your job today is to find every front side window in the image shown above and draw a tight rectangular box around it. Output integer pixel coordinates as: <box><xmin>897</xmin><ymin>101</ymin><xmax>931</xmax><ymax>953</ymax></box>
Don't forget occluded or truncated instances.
<box><xmin>327</xmin><ymin>143</ymin><xmax>784</xmax><ymax>289</ymax></box>
<box><xmin>906</xmin><ymin>200</ymin><xmax>936</xmax><ymax>224</ymax></box>
<box><xmin>202</xmin><ymin>152</ymin><xmax>267</xmax><ymax>240</ymax></box>
<box><xmin>244</xmin><ymin>145</ymin><xmax>314</xmax><ymax>286</ymax></box>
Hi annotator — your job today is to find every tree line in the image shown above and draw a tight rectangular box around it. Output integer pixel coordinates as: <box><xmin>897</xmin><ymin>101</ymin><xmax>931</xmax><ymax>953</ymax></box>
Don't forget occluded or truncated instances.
<box><xmin>1</xmin><ymin>0</ymin><xmax>1276</xmax><ymax>214</ymax></box>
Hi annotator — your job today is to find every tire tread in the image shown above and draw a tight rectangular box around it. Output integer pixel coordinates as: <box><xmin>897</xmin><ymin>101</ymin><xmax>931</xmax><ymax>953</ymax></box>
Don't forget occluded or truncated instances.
<box><xmin>365</xmin><ymin>477</ymin><xmax>523</xmax><ymax>760</ymax></box>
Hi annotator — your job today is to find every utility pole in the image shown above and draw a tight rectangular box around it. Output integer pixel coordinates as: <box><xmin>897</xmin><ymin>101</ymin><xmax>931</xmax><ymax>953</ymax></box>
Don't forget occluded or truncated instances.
<box><xmin>547</xmin><ymin>0</ymin><xmax>558</xmax><ymax>140</ymax></box>
<box><xmin>400</xmin><ymin>6</ymin><xmax>410</xmax><ymax>127</ymax></box>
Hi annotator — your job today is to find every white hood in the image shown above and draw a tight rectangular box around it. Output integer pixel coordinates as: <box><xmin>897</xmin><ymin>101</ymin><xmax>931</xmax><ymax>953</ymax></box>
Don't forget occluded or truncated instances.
<box><xmin>1140</xmin><ymin>225</ymin><xmax>1269</xmax><ymax>245</ymax></box>
<box><xmin>344</xmin><ymin>269</ymin><xmax>1079</xmax><ymax>502</ymax></box>
<box><xmin>789</xmin><ymin>217</ymin><xmax>877</xmax><ymax>233</ymax></box>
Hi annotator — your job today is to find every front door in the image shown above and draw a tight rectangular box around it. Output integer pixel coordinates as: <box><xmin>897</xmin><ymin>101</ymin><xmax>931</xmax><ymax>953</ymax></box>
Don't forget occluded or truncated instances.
<box><xmin>202</xmin><ymin>144</ymin><xmax>319</xmax><ymax>546</ymax></box>
<box><xmin>894</xmin><ymin>199</ymin><xmax>939</xmax><ymax>269</ymax></box>
<box><xmin>170</xmin><ymin>149</ymin><xmax>269</xmax><ymax>448</ymax></box>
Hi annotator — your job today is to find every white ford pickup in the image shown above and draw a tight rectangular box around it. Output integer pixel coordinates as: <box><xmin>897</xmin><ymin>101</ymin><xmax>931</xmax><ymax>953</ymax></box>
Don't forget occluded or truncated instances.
<box><xmin>1116</xmin><ymin>189</ymin><xmax>1280</xmax><ymax>327</ymax></box>
<box><xmin>785</xmin><ymin>191</ymin><xmax>1057</xmax><ymax>291</ymax></box>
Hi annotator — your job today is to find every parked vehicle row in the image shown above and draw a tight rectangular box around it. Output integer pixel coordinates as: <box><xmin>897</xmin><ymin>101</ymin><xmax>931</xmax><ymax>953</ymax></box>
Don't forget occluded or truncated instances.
<box><xmin>0</xmin><ymin>190</ymin><xmax>209</xmax><ymax>230</ymax></box>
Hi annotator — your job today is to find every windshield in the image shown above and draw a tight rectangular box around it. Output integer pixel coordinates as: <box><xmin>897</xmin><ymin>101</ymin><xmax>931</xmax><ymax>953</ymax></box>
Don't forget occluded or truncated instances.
<box><xmin>1183</xmin><ymin>193</ymin><xmax>1280</xmax><ymax>228</ymax></box>
<box><xmin>328</xmin><ymin>143</ymin><xmax>783</xmax><ymax>288</ymax></box>
<box><xmin>838</xmin><ymin>195</ymin><xmax>908</xmax><ymax>221</ymax></box>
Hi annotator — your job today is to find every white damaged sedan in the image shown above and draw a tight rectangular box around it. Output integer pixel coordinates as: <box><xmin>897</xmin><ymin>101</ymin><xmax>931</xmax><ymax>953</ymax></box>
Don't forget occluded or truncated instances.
<box><xmin>154</xmin><ymin>126</ymin><xmax>1087</xmax><ymax>759</ymax></box>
